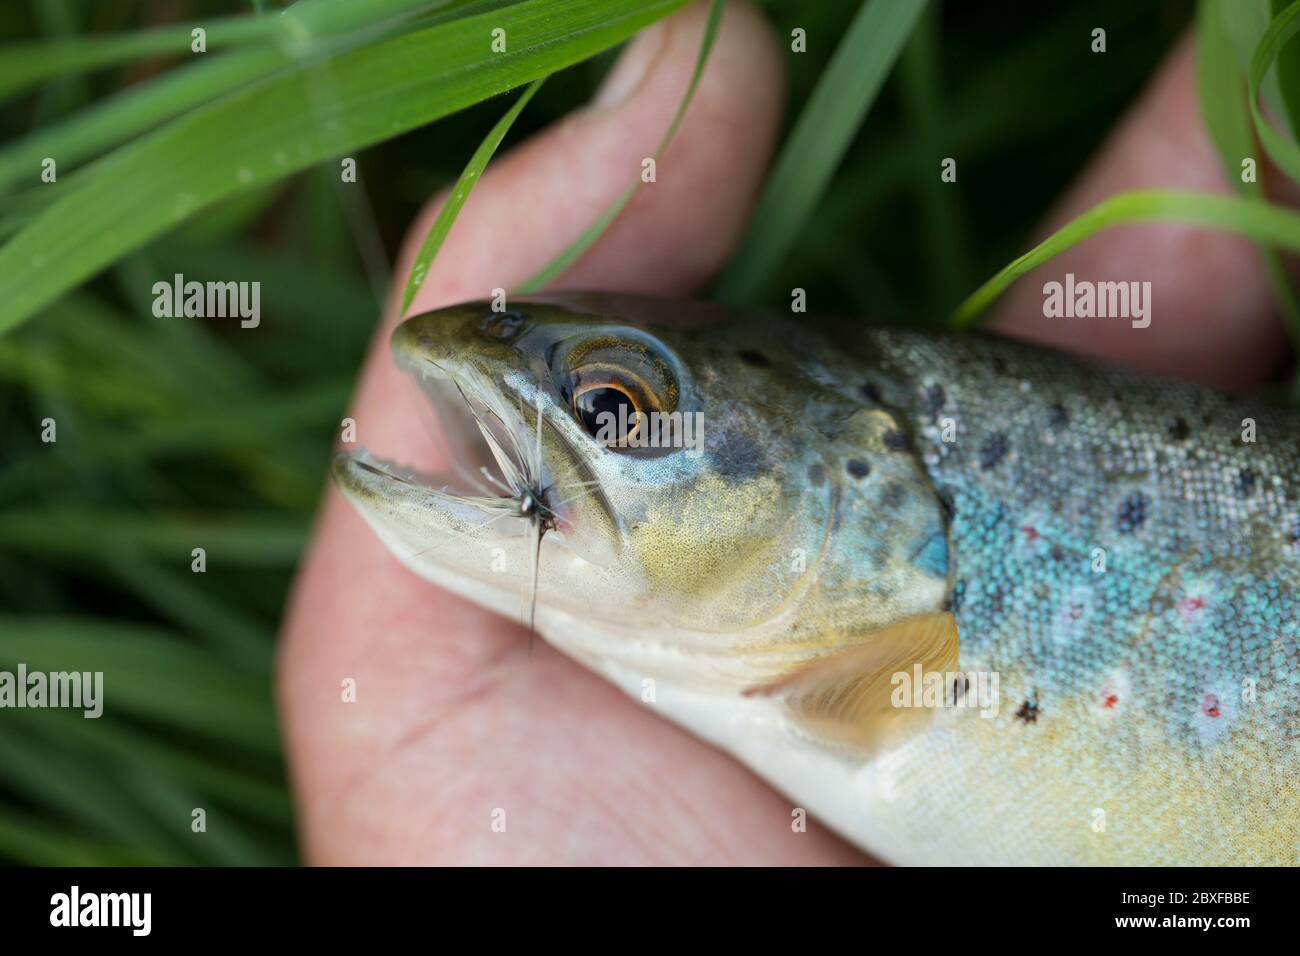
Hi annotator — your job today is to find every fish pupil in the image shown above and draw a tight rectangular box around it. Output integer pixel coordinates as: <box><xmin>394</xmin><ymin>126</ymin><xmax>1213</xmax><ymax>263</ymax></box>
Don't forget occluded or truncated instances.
<box><xmin>576</xmin><ymin>386</ymin><xmax>637</xmax><ymax>442</ymax></box>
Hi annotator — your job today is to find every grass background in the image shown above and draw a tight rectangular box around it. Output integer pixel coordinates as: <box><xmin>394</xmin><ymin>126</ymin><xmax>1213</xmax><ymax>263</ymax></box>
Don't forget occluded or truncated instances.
<box><xmin>0</xmin><ymin>0</ymin><xmax>1196</xmax><ymax>864</ymax></box>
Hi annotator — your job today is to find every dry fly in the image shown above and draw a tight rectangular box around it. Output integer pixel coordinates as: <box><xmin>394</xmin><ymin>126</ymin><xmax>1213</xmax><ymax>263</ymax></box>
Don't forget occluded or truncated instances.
<box><xmin>448</xmin><ymin>375</ymin><xmax>557</xmax><ymax>641</ymax></box>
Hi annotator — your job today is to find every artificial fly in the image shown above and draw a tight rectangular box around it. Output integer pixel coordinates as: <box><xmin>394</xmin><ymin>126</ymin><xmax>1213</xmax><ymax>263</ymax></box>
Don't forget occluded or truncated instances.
<box><xmin>450</xmin><ymin>374</ymin><xmax>556</xmax><ymax>645</ymax></box>
<box><xmin>411</xmin><ymin>360</ymin><xmax>603</xmax><ymax>650</ymax></box>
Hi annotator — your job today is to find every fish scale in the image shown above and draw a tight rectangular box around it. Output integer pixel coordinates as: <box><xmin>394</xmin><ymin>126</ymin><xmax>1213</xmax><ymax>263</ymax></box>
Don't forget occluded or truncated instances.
<box><xmin>862</xmin><ymin>329</ymin><xmax>1300</xmax><ymax>863</ymax></box>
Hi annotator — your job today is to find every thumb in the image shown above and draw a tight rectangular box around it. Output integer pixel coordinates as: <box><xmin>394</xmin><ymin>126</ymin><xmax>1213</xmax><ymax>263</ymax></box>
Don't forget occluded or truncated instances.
<box><xmin>404</xmin><ymin>0</ymin><xmax>785</xmax><ymax>313</ymax></box>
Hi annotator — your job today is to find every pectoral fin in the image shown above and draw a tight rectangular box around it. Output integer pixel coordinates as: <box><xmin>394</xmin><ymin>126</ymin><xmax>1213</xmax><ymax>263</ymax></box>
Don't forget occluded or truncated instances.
<box><xmin>743</xmin><ymin>612</ymin><xmax>959</xmax><ymax>750</ymax></box>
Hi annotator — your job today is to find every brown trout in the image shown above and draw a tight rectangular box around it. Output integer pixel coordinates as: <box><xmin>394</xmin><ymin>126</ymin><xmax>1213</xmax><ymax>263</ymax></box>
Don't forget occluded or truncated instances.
<box><xmin>332</xmin><ymin>292</ymin><xmax>1300</xmax><ymax>865</ymax></box>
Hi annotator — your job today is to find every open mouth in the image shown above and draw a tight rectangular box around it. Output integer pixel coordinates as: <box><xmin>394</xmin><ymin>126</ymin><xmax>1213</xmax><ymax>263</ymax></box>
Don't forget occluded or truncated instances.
<box><xmin>332</xmin><ymin>353</ymin><xmax>551</xmax><ymax>537</ymax></box>
<box><xmin>331</xmin><ymin>339</ymin><xmax>625</xmax><ymax>580</ymax></box>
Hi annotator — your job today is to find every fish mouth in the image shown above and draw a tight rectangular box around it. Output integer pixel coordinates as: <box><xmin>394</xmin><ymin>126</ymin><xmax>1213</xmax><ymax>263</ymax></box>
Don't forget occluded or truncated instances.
<box><xmin>330</xmin><ymin>334</ymin><xmax>619</xmax><ymax>579</ymax></box>
<box><xmin>332</xmin><ymin>355</ymin><xmax>545</xmax><ymax>539</ymax></box>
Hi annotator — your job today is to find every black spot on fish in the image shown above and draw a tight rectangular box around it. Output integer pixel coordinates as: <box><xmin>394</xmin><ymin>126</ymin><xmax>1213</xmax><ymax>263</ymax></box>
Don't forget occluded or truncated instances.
<box><xmin>978</xmin><ymin>432</ymin><xmax>1009</xmax><ymax>471</ymax></box>
<box><xmin>1290</xmin><ymin>521</ymin><xmax>1300</xmax><ymax>547</ymax></box>
<box><xmin>1236</xmin><ymin>468</ymin><xmax>1258</xmax><ymax>498</ymax></box>
<box><xmin>991</xmin><ymin>357</ymin><xmax>1009</xmax><ymax>376</ymax></box>
<box><xmin>860</xmin><ymin>382</ymin><xmax>883</xmax><ymax>405</ymax></box>
<box><xmin>737</xmin><ymin>349</ymin><xmax>770</xmax><ymax>367</ymax></box>
<box><xmin>1117</xmin><ymin>492</ymin><xmax>1149</xmax><ymax>534</ymax></box>
<box><xmin>883</xmin><ymin>429</ymin><xmax>909</xmax><ymax>452</ymax></box>
<box><xmin>923</xmin><ymin>385</ymin><xmax>946</xmax><ymax>420</ymax></box>
<box><xmin>1169</xmin><ymin>417</ymin><xmax>1191</xmax><ymax>442</ymax></box>
<box><xmin>845</xmin><ymin>459</ymin><xmax>870</xmax><ymax>479</ymax></box>
<box><xmin>711</xmin><ymin>429</ymin><xmax>771</xmax><ymax>483</ymax></box>
<box><xmin>1048</xmin><ymin>402</ymin><xmax>1069</xmax><ymax>428</ymax></box>
<box><xmin>807</xmin><ymin>463</ymin><xmax>826</xmax><ymax>487</ymax></box>
<box><xmin>882</xmin><ymin>482</ymin><xmax>907</xmax><ymax>509</ymax></box>
<box><xmin>1015</xmin><ymin>694</ymin><xmax>1040</xmax><ymax>724</ymax></box>
<box><xmin>1050</xmin><ymin>544</ymin><xmax>1064</xmax><ymax>562</ymax></box>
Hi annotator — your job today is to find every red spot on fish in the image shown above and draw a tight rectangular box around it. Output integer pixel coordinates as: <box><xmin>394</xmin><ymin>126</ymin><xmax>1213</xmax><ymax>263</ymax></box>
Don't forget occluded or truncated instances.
<box><xmin>1101</xmin><ymin>691</ymin><xmax>1118</xmax><ymax>709</ymax></box>
<box><xmin>1202</xmin><ymin>694</ymin><xmax>1221</xmax><ymax>719</ymax></box>
<box><xmin>1178</xmin><ymin>595</ymin><xmax>1208</xmax><ymax>625</ymax></box>
<box><xmin>1069</xmin><ymin>602</ymin><xmax>1086</xmax><ymax>621</ymax></box>
<box><xmin>1021</xmin><ymin>525</ymin><xmax>1040</xmax><ymax>542</ymax></box>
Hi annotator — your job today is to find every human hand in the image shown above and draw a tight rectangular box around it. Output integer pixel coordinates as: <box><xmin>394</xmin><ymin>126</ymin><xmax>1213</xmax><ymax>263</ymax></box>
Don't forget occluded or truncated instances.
<box><xmin>279</xmin><ymin>3</ymin><xmax>1291</xmax><ymax>864</ymax></box>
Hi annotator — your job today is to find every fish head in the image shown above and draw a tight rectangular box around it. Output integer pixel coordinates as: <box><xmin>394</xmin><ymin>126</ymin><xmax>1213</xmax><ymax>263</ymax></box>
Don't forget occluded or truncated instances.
<box><xmin>333</xmin><ymin>294</ymin><xmax>950</xmax><ymax>689</ymax></box>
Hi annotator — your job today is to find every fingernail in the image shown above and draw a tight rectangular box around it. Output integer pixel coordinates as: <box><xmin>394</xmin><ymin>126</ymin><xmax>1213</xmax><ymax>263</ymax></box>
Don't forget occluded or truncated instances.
<box><xmin>591</xmin><ymin>20</ymin><xmax>670</xmax><ymax>110</ymax></box>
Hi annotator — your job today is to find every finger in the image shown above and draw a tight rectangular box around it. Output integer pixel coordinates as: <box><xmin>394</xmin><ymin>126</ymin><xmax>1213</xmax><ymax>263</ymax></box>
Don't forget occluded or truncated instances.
<box><xmin>990</xmin><ymin>35</ymin><xmax>1293</xmax><ymax>390</ymax></box>
<box><xmin>405</xmin><ymin>0</ymin><xmax>785</xmax><ymax>312</ymax></box>
<box><xmin>280</xmin><ymin>1</ymin><xmax>863</xmax><ymax>865</ymax></box>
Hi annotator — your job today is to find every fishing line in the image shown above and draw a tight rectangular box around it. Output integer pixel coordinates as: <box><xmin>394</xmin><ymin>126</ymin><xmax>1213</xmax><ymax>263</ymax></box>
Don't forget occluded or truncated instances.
<box><xmin>524</xmin><ymin>388</ymin><xmax>548</xmax><ymax>652</ymax></box>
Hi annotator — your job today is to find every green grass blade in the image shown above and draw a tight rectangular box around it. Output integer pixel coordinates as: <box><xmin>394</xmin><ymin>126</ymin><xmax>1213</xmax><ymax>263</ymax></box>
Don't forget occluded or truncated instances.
<box><xmin>0</xmin><ymin>48</ymin><xmax>286</xmax><ymax>194</ymax></box>
<box><xmin>0</xmin><ymin>0</ymin><xmax>464</xmax><ymax>101</ymax></box>
<box><xmin>0</xmin><ymin>17</ymin><xmax>276</xmax><ymax>100</ymax></box>
<box><xmin>1249</xmin><ymin>0</ymin><xmax>1300</xmax><ymax>182</ymax></box>
<box><xmin>30</xmin><ymin>710</ymin><xmax>292</xmax><ymax>828</ymax></box>
<box><xmin>0</xmin><ymin>725</ymin><xmax>187</xmax><ymax>862</ymax></box>
<box><xmin>0</xmin><ymin>509</ymin><xmax>305</xmax><ymax>564</ymax></box>
<box><xmin>897</xmin><ymin>2</ymin><xmax>968</xmax><ymax>317</ymax></box>
<box><xmin>0</xmin><ymin>0</ymin><xmax>687</xmax><ymax>334</ymax></box>
<box><xmin>0</xmin><ymin>180</ymin><xmax>63</xmax><ymax>239</ymax></box>
<box><xmin>1201</xmin><ymin>0</ymin><xmax>1265</xmax><ymax>192</ymax></box>
<box><xmin>0</xmin><ymin>2</ymin><xmax>501</xmax><ymax>193</ymax></box>
<box><xmin>11</xmin><ymin>716</ymin><xmax>212</xmax><ymax>864</ymax></box>
<box><xmin>399</xmin><ymin>77</ymin><xmax>544</xmax><ymax>314</ymax></box>
<box><xmin>0</xmin><ymin>616</ymin><xmax>279</xmax><ymax>754</ymax></box>
<box><xmin>514</xmin><ymin>0</ymin><xmax>724</xmax><ymax>293</ymax></box>
<box><xmin>10</xmin><ymin>711</ymin><xmax>290</xmax><ymax>865</ymax></box>
<box><xmin>715</xmin><ymin>0</ymin><xmax>928</xmax><ymax>304</ymax></box>
<box><xmin>1197</xmin><ymin>0</ymin><xmax>1300</xmax><ymax>343</ymax></box>
<box><xmin>106</xmin><ymin>553</ymin><xmax>273</xmax><ymax>673</ymax></box>
<box><xmin>953</xmin><ymin>189</ymin><xmax>1300</xmax><ymax>329</ymax></box>
<box><xmin>0</xmin><ymin>806</ymin><xmax>149</xmax><ymax>866</ymax></box>
<box><xmin>1274</xmin><ymin>0</ymin><xmax>1300</xmax><ymax>132</ymax></box>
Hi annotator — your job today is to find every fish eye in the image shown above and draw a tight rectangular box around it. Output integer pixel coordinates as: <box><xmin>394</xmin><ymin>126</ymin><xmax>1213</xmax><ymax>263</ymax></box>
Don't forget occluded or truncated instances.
<box><xmin>556</xmin><ymin>333</ymin><xmax>680</xmax><ymax>452</ymax></box>
<box><xmin>573</xmin><ymin>380</ymin><xmax>643</xmax><ymax>446</ymax></box>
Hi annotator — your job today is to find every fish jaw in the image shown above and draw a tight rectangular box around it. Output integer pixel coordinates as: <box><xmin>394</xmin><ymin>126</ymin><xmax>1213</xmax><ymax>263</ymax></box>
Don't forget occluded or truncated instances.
<box><xmin>330</xmin><ymin>448</ymin><xmax>537</xmax><ymax>603</ymax></box>
<box><xmin>330</xmin><ymin>310</ymin><xmax>643</xmax><ymax>639</ymax></box>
